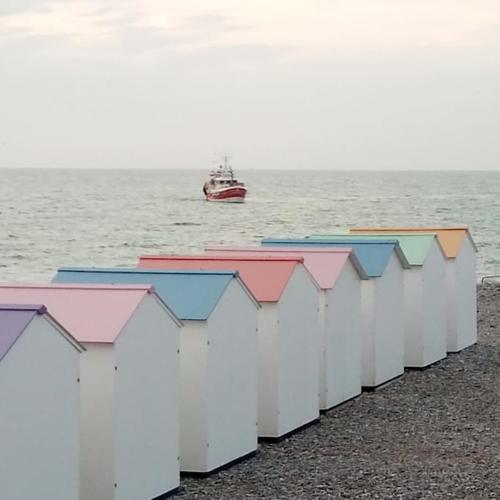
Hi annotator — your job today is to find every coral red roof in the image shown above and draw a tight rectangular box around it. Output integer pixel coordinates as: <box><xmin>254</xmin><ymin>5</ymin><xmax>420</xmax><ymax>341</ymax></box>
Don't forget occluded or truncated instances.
<box><xmin>204</xmin><ymin>246</ymin><xmax>368</xmax><ymax>289</ymax></box>
<box><xmin>138</xmin><ymin>255</ymin><xmax>307</xmax><ymax>302</ymax></box>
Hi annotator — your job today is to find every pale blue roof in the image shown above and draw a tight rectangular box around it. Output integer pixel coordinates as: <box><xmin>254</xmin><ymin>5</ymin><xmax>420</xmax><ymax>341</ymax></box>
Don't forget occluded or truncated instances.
<box><xmin>262</xmin><ymin>238</ymin><xmax>409</xmax><ymax>277</ymax></box>
<box><xmin>53</xmin><ymin>268</ymin><xmax>238</xmax><ymax>321</ymax></box>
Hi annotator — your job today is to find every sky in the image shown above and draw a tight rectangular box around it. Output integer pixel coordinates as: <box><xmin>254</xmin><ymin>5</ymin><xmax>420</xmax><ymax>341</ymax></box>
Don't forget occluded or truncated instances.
<box><xmin>1</xmin><ymin>0</ymin><xmax>499</xmax><ymax>170</ymax></box>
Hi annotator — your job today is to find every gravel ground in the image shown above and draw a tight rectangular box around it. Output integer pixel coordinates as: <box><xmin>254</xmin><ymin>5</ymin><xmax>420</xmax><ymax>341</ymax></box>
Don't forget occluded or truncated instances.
<box><xmin>178</xmin><ymin>283</ymin><xmax>500</xmax><ymax>499</ymax></box>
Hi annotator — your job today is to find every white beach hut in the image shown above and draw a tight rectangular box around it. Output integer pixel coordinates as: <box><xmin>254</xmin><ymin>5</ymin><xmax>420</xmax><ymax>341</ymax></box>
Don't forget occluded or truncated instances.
<box><xmin>0</xmin><ymin>284</ymin><xmax>181</xmax><ymax>500</ymax></box>
<box><xmin>318</xmin><ymin>233</ymin><xmax>448</xmax><ymax>368</ymax></box>
<box><xmin>204</xmin><ymin>245</ymin><xmax>369</xmax><ymax>410</ymax></box>
<box><xmin>351</xmin><ymin>227</ymin><xmax>478</xmax><ymax>352</ymax></box>
<box><xmin>263</xmin><ymin>238</ymin><xmax>409</xmax><ymax>390</ymax></box>
<box><xmin>53</xmin><ymin>268</ymin><xmax>260</xmax><ymax>475</ymax></box>
<box><xmin>137</xmin><ymin>255</ymin><xmax>321</xmax><ymax>440</ymax></box>
<box><xmin>0</xmin><ymin>304</ymin><xmax>83</xmax><ymax>500</ymax></box>
<box><xmin>443</xmin><ymin>228</ymin><xmax>478</xmax><ymax>351</ymax></box>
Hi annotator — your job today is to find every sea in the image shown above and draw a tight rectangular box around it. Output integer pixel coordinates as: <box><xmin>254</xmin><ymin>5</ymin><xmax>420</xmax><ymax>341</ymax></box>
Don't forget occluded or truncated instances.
<box><xmin>1</xmin><ymin>169</ymin><xmax>498</xmax><ymax>282</ymax></box>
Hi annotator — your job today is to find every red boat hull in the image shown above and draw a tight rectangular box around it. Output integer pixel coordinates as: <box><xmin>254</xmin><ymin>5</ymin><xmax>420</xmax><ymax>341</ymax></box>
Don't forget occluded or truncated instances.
<box><xmin>205</xmin><ymin>186</ymin><xmax>247</xmax><ymax>203</ymax></box>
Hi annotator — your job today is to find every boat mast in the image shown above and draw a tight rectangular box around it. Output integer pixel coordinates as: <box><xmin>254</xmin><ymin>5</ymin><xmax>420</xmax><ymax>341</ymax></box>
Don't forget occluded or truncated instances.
<box><xmin>223</xmin><ymin>155</ymin><xmax>233</xmax><ymax>181</ymax></box>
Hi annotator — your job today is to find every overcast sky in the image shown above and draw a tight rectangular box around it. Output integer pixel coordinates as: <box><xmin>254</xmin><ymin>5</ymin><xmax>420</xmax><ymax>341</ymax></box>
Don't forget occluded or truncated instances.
<box><xmin>1</xmin><ymin>0</ymin><xmax>499</xmax><ymax>170</ymax></box>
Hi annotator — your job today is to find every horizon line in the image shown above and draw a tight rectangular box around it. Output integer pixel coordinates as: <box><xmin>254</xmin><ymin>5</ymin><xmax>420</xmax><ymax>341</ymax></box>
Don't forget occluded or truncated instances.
<box><xmin>1</xmin><ymin>167</ymin><xmax>499</xmax><ymax>172</ymax></box>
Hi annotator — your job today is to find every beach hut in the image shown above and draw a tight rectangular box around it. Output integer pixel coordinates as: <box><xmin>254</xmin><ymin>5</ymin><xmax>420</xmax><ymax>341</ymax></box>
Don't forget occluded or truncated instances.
<box><xmin>137</xmin><ymin>255</ymin><xmax>321</xmax><ymax>439</ymax></box>
<box><xmin>315</xmin><ymin>233</ymin><xmax>448</xmax><ymax>368</ymax></box>
<box><xmin>351</xmin><ymin>227</ymin><xmax>477</xmax><ymax>352</ymax></box>
<box><xmin>0</xmin><ymin>304</ymin><xmax>83</xmax><ymax>500</ymax></box>
<box><xmin>262</xmin><ymin>238</ymin><xmax>409</xmax><ymax>390</ymax></box>
<box><xmin>53</xmin><ymin>268</ymin><xmax>259</xmax><ymax>474</ymax></box>
<box><xmin>0</xmin><ymin>284</ymin><xmax>181</xmax><ymax>500</ymax></box>
<box><xmin>203</xmin><ymin>245</ymin><xmax>369</xmax><ymax>410</ymax></box>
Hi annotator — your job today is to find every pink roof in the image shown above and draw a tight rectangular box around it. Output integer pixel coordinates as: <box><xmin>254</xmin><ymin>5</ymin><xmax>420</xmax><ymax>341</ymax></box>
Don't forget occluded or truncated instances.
<box><xmin>0</xmin><ymin>284</ymin><xmax>154</xmax><ymax>344</ymax></box>
<box><xmin>138</xmin><ymin>255</ymin><xmax>306</xmax><ymax>302</ymax></box>
<box><xmin>204</xmin><ymin>246</ymin><xmax>368</xmax><ymax>289</ymax></box>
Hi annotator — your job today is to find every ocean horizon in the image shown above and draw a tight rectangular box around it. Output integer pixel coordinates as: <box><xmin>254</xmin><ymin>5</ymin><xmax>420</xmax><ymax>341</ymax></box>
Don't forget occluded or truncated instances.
<box><xmin>1</xmin><ymin>168</ymin><xmax>498</xmax><ymax>282</ymax></box>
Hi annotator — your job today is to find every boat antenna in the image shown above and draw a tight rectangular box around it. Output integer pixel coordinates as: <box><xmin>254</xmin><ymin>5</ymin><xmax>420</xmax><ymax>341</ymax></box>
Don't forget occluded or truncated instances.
<box><xmin>223</xmin><ymin>155</ymin><xmax>233</xmax><ymax>180</ymax></box>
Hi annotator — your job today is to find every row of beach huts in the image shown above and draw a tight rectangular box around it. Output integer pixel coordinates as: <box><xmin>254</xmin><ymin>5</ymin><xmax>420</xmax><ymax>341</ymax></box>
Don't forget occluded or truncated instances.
<box><xmin>0</xmin><ymin>226</ymin><xmax>477</xmax><ymax>500</ymax></box>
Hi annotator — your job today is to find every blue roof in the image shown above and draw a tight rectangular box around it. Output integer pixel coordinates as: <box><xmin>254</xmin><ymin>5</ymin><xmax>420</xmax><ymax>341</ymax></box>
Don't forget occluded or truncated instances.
<box><xmin>53</xmin><ymin>268</ymin><xmax>238</xmax><ymax>321</ymax></box>
<box><xmin>262</xmin><ymin>238</ymin><xmax>407</xmax><ymax>277</ymax></box>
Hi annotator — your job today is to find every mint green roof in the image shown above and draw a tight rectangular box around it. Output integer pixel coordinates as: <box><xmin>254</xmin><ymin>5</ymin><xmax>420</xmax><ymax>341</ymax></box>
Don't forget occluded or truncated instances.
<box><xmin>312</xmin><ymin>233</ymin><xmax>440</xmax><ymax>267</ymax></box>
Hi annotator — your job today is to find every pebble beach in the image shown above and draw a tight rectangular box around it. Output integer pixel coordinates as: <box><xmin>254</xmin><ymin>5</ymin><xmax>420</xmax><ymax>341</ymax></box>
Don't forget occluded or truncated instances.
<box><xmin>180</xmin><ymin>282</ymin><xmax>500</xmax><ymax>499</ymax></box>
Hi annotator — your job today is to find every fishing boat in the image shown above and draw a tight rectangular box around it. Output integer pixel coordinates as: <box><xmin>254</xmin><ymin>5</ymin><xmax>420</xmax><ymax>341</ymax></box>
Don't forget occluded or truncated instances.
<box><xmin>202</xmin><ymin>157</ymin><xmax>247</xmax><ymax>203</ymax></box>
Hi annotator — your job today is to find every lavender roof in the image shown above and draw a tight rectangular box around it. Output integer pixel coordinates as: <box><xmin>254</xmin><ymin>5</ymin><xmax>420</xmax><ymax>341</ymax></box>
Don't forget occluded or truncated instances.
<box><xmin>0</xmin><ymin>304</ymin><xmax>47</xmax><ymax>361</ymax></box>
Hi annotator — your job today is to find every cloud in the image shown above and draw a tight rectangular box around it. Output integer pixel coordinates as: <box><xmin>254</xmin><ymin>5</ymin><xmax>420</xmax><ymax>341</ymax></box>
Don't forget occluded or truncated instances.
<box><xmin>196</xmin><ymin>0</ymin><xmax>500</xmax><ymax>52</ymax></box>
<box><xmin>0</xmin><ymin>2</ymin><xmax>127</xmax><ymax>45</ymax></box>
<box><xmin>1</xmin><ymin>0</ymin><xmax>500</xmax><ymax>54</ymax></box>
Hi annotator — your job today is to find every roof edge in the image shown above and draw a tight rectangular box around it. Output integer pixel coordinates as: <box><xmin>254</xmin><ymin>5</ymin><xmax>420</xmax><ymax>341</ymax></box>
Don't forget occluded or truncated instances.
<box><xmin>139</xmin><ymin>255</ymin><xmax>305</xmax><ymax>263</ymax></box>
<box><xmin>352</xmin><ymin>226</ymin><xmax>471</xmax><ymax>232</ymax></box>
<box><xmin>234</xmin><ymin>276</ymin><xmax>261</xmax><ymax>309</ymax></box>
<box><xmin>307</xmin><ymin>235</ymin><xmax>402</xmax><ymax>245</ymax></box>
<box><xmin>2</xmin><ymin>282</ymin><xmax>154</xmax><ymax>292</ymax></box>
<box><xmin>465</xmin><ymin>231</ymin><xmax>478</xmax><ymax>252</ymax></box>
<box><xmin>199</xmin><ymin>273</ymin><xmax>260</xmax><ymax>319</ymax></box>
<box><xmin>347</xmin><ymin>253</ymin><xmax>369</xmax><ymax>280</ymax></box>
<box><xmin>42</xmin><ymin>313</ymin><xmax>86</xmax><ymax>353</ymax></box>
<box><xmin>58</xmin><ymin>267</ymin><xmax>240</xmax><ymax>277</ymax></box>
<box><xmin>266</xmin><ymin>237</ymin><xmax>402</xmax><ymax>245</ymax></box>
<box><xmin>147</xmin><ymin>290</ymin><xmax>184</xmax><ymax>328</ymax></box>
<box><xmin>0</xmin><ymin>304</ymin><xmax>47</xmax><ymax>313</ymax></box>
<box><xmin>269</xmin><ymin>261</ymin><xmax>319</xmax><ymax>303</ymax></box>
<box><xmin>205</xmin><ymin>245</ymin><xmax>355</xmax><ymax>255</ymax></box>
<box><xmin>393</xmin><ymin>244</ymin><xmax>411</xmax><ymax>269</ymax></box>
